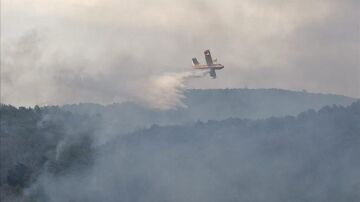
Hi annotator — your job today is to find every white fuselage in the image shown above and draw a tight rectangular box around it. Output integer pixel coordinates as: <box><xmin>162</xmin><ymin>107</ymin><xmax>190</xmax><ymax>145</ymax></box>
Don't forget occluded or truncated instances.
<box><xmin>193</xmin><ymin>64</ymin><xmax>224</xmax><ymax>70</ymax></box>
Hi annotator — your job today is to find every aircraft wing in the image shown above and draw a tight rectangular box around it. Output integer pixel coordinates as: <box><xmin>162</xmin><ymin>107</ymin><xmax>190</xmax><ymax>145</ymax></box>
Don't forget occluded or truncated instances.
<box><xmin>204</xmin><ymin>50</ymin><xmax>213</xmax><ymax>65</ymax></box>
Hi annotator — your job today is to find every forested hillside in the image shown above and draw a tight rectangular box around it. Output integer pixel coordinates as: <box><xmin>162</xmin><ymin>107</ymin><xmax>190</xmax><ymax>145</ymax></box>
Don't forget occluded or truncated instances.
<box><xmin>1</xmin><ymin>95</ymin><xmax>359</xmax><ymax>201</ymax></box>
<box><xmin>93</xmin><ymin>102</ymin><xmax>360</xmax><ymax>202</ymax></box>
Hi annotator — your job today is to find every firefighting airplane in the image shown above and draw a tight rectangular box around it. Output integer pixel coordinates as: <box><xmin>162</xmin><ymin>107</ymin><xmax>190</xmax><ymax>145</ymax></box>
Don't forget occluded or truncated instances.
<box><xmin>192</xmin><ymin>50</ymin><xmax>224</xmax><ymax>78</ymax></box>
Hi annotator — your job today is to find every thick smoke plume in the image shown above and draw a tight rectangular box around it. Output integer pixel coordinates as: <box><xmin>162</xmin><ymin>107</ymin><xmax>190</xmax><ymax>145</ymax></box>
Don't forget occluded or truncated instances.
<box><xmin>136</xmin><ymin>70</ymin><xmax>209</xmax><ymax>110</ymax></box>
<box><xmin>2</xmin><ymin>0</ymin><xmax>360</xmax><ymax>103</ymax></box>
<box><xmin>1</xmin><ymin>31</ymin><xmax>211</xmax><ymax>109</ymax></box>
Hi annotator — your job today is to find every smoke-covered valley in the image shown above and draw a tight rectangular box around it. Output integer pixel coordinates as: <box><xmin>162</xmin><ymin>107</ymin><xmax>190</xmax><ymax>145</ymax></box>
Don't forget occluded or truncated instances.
<box><xmin>1</xmin><ymin>89</ymin><xmax>359</xmax><ymax>202</ymax></box>
<box><xmin>62</xmin><ymin>89</ymin><xmax>357</xmax><ymax>143</ymax></box>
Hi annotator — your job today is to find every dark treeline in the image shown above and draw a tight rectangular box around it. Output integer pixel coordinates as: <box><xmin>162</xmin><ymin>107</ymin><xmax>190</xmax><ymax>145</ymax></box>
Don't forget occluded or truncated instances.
<box><xmin>0</xmin><ymin>89</ymin><xmax>359</xmax><ymax>202</ymax></box>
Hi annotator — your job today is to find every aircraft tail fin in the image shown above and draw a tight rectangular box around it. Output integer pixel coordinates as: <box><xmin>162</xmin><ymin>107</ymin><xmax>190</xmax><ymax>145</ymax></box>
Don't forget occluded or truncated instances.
<box><xmin>192</xmin><ymin>58</ymin><xmax>199</xmax><ymax>66</ymax></box>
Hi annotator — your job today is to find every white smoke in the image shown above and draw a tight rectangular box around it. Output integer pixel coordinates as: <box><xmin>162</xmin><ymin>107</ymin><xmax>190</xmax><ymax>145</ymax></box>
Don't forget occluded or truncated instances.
<box><xmin>1</xmin><ymin>31</ymin><xmax>210</xmax><ymax>109</ymax></box>
<box><xmin>134</xmin><ymin>70</ymin><xmax>209</xmax><ymax>110</ymax></box>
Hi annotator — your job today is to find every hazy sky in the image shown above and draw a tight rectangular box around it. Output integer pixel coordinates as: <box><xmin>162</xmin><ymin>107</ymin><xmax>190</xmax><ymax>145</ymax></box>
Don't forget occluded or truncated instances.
<box><xmin>1</xmin><ymin>0</ymin><xmax>359</xmax><ymax>107</ymax></box>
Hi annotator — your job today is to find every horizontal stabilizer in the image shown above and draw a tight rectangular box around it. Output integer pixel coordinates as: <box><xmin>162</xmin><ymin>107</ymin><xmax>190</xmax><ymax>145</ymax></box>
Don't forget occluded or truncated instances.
<box><xmin>192</xmin><ymin>58</ymin><xmax>199</xmax><ymax>65</ymax></box>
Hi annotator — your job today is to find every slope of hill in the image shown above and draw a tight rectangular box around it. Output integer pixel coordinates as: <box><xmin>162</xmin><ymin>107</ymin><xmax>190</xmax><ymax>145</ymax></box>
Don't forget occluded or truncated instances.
<box><xmin>89</xmin><ymin>101</ymin><xmax>359</xmax><ymax>202</ymax></box>
<box><xmin>1</xmin><ymin>100</ymin><xmax>359</xmax><ymax>202</ymax></box>
<box><xmin>183</xmin><ymin>88</ymin><xmax>357</xmax><ymax>119</ymax></box>
<box><xmin>63</xmin><ymin>88</ymin><xmax>358</xmax><ymax>134</ymax></box>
